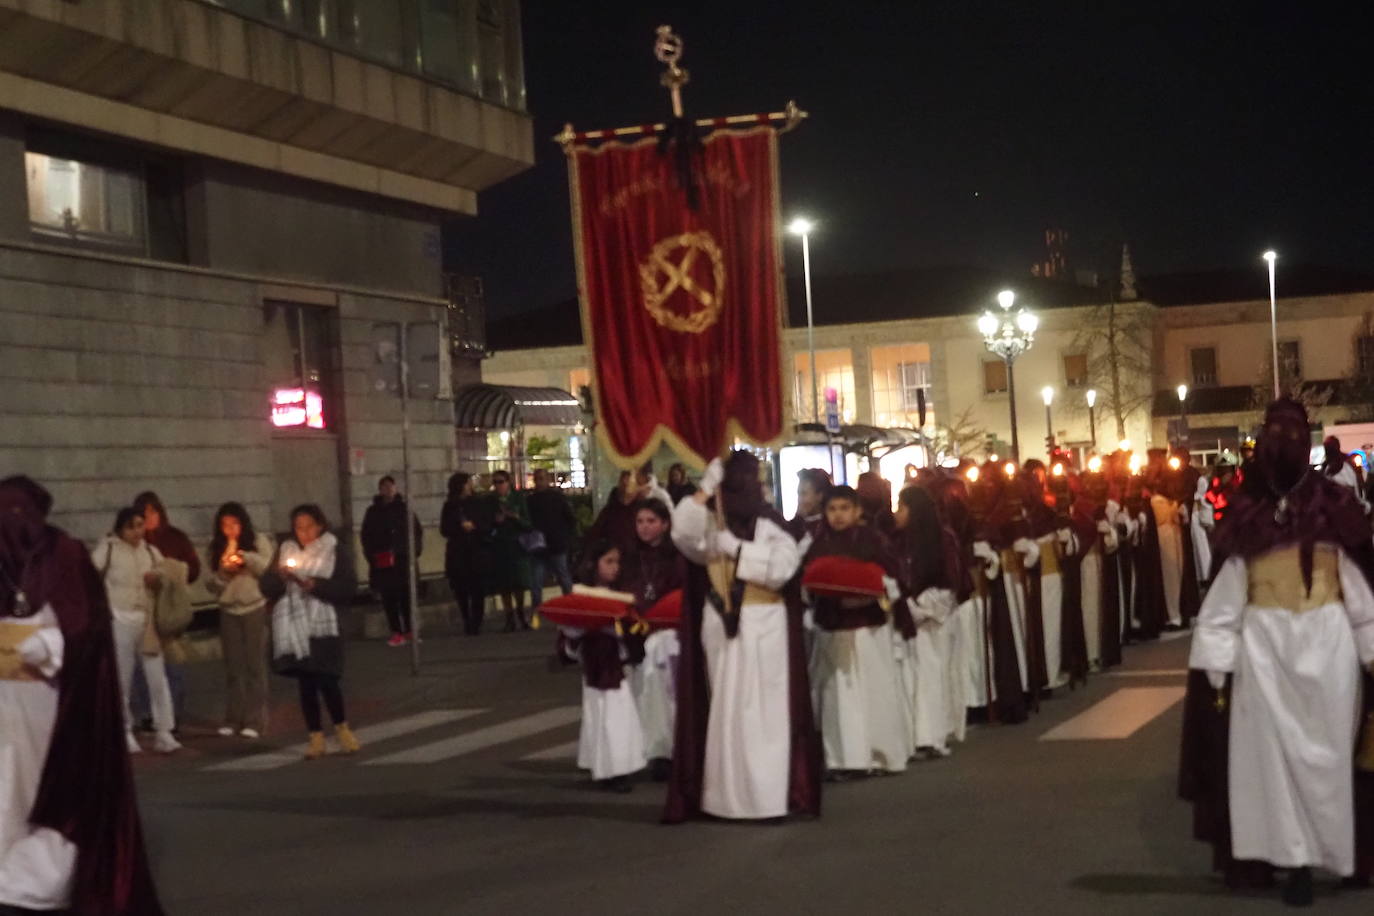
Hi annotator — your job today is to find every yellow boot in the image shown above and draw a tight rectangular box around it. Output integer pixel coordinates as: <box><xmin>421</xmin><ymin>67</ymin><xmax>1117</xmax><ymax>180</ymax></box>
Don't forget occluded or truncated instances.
<box><xmin>304</xmin><ymin>731</ymin><xmax>326</xmax><ymax>760</ymax></box>
<box><xmin>335</xmin><ymin>722</ymin><xmax>361</xmax><ymax>754</ymax></box>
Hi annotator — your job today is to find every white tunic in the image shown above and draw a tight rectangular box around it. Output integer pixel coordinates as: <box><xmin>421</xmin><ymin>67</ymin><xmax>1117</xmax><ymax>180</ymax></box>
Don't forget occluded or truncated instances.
<box><xmin>907</xmin><ymin>588</ymin><xmax>956</xmax><ymax>752</ymax></box>
<box><xmin>672</xmin><ymin>499</ymin><xmax>801</xmax><ymax>819</ymax></box>
<box><xmin>1152</xmin><ymin>495</ymin><xmax>1185</xmax><ymax>627</ymax></box>
<box><xmin>812</xmin><ymin>620</ymin><xmax>909</xmax><ymax>771</ymax></box>
<box><xmin>576</xmin><ymin>681</ymin><xmax>647</xmax><ymax>781</ymax></box>
<box><xmin>630</xmin><ymin>628</ymin><xmax>679</xmax><ymax>761</ymax></box>
<box><xmin>1189</xmin><ymin>548</ymin><xmax>1374</xmax><ymax>875</ymax></box>
<box><xmin>0</xmin><ymin>606</ymin><xmax>78</xmax><ymax>911</ymax></box>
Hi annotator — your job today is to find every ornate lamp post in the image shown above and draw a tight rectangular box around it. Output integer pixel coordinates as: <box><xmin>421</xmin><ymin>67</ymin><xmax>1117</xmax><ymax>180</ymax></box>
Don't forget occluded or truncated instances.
<box><xmin>1086</xmin><ymin>388</ymin><xmax>1098</xmax><ymax>451</ymax></box>
<box><xmin>978</xmin><ymin>289</ymin><xmax>1038</xmax><ymax>463</ymax></box>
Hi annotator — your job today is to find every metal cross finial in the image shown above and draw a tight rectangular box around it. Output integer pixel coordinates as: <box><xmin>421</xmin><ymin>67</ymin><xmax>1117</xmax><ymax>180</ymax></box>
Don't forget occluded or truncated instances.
<box><xmin>655</xmin><ymin>25</ymin><xmax>689</xmax><ymax>117</ymax></box>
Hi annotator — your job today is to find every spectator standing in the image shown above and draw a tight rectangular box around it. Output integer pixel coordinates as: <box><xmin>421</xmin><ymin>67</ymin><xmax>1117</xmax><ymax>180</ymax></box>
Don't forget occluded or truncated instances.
<box><xmin>526</xmin><ymin>468</ymin><xmax>576</xmax><ymax>609</ymax></box>
<box><xmin>130</xmin><ymin>491</ymin><xmax>197</xmax><ymax>729</ymax></box>
<box><xmin>205</xmin><ymin>503</ymin><xmax>274</xmax><ymax>739</ymax></box>
<box><xmin>440</xmin><ymin>472</ymin><xmax>490</xmax><ymax>635</ymax></box>
<box><xmin>488</xmin><ymin>469</ymin><xmax>533</xmax><ymax>631</ymax></box>
<box><xmin>360</xmin><ymin>475</ymin><xmax>423</xmax><ymax>647</ymax></box>
<box><xmin>666</xmin><ymin>463</ymin><xmax>697</xmax><ymax>505</ymax></box>
<box><xmin>261</xmin><ymin>504</ymin><xmax>361</xmax><ymax>760</ymax></box>
<box><xmin>93</xmin><ymin>507</ymin><xmax>180</xmax><ymax>754</ymax></box>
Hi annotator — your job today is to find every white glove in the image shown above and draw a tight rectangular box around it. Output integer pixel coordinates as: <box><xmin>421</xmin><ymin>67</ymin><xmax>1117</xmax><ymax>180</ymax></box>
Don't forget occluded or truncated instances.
<box><xmin>1096</xmin><ymin>520</ymin><xmax>1111</xmax><ymax>534</ymax></box>
<box><xmin>1056</xmin><ymin>528</ymin><xmax>1072</xmax><ymax>546</ymax></box>
<box><xmin>1015</xmin><ymin>537</ymin><xmax>1040</xmax><ymax>568</ymax></box>
<box><xmin>1106</xmin><ymin>499</ymin><xmax>1122</xmax><ymax>523</ymax></box>
<box><xmin>715</xmin><ymin>527</ymin><xmax>742</xmax><ymax>557</ymax></box>
<box><xmin>972</xmin><ymin>540</ymin><xmax>997</xmax><ymax>564</ymax></box>
<box><xmin>1178</xmin><ymin>505</ymin><xmax>1189</xmax><ymax>523</ymax></box>
<box><xmin>699</xmin><ymin>457</ymin><xmax>725</xmax><ymax>497</ymax></box>
<box><xmin>1206</xmin><ymin>670</ymin><xmax>1226</xmax><ymax>690</ymax></box>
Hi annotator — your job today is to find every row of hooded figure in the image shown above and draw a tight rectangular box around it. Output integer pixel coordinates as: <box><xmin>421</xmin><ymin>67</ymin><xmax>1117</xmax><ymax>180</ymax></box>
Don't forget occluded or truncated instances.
<box><xmin>781</xmin><ymin>449</ymin><xmax>1210</xmax><ymax>777</ymax></box>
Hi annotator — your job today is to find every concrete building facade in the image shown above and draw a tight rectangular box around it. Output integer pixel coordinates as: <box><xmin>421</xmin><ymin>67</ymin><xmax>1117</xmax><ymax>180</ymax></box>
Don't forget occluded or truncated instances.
<box><xmin>483</xmin><ymin>286</ymin><xmax>1374</xmax><ymax>490</ymax></box>
<box><xmin>0</xmin><ymin>0</ymin><xmax>533</xmax><ymax>578</ymax></box>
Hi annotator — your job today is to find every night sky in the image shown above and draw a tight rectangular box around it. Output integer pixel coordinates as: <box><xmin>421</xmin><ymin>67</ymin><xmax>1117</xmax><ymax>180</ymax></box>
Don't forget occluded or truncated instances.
<box><xmin>445</xmin><ymin>1</ymin><xmax>1372</xmax><ymax>320</ymax></box>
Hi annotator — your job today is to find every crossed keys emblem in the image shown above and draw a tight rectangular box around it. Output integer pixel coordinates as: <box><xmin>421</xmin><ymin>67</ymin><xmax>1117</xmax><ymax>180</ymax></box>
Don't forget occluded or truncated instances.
<box><xmin>639</xmin><ymin>231</ymin><xmax>726</xmax><ymax>334</ymax></box>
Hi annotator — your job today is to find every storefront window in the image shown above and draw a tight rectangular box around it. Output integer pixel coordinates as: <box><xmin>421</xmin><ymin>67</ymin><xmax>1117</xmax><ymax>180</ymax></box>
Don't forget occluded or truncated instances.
<box><xmin>870</xmin><ymin>343</ymin><xmax>932</xmax><ymax>429</ymax></box>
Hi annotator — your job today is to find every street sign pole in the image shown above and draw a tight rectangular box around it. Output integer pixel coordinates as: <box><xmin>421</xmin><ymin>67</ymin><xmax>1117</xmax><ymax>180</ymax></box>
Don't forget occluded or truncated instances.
<box><xmin>400</xmin><ymin>321</ymin><xmax>421</xmax><ymax>676</ymax></box>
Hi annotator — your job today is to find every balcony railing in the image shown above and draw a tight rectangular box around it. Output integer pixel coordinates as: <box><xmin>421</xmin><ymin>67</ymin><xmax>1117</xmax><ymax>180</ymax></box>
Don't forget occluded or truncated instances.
<box><xmin>199</xmin><ymin>0</ymin><xmax>526</xmax><ymax>111</ymax></box>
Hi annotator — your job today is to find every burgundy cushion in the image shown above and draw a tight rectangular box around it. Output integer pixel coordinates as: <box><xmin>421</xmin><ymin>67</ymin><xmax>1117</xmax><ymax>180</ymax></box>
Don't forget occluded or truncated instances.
<box><xmin>537</xmin><ymin>593</ymin><xmax>631</xmax><ymax>630</ymax></box>
<box><xmin>643</xmin><ymin>589</ymin><xmax>683</xmax><ymax>629</ymax></box>
<box><xmin>802</xmin><ymin>555</ymin><xmax>886</xmax><ymax>598</ymax></box>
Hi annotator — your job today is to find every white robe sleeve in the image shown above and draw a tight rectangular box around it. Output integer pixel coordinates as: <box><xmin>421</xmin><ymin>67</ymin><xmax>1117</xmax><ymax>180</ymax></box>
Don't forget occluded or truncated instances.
<box><xmin>1338</xmin><ymin>550</ymin><xmax>1374</xmax><ymax>666</ymax></box>
<box><xmin>670</xmin><ymin>496</ymin><xmax>712</xmax><ymax>565</ymax></box>
<box><xmin>734</xmin><ymin>518</ymin><xmax>801</xmax><ymax>592</ymax></box>
<box><xmin>17</xmin><ymin>626</ymin><xmax>63</xmax><ymax>680</ymax></box>
<box><xmin>1189</xmin><ymin>555</ymin><xmax>1247</xmax><ymax>673</ymax></box>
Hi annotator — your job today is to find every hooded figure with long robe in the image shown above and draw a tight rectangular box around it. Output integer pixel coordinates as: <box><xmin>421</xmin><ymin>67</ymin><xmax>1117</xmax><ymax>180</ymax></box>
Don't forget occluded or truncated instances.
<box><xmin>0</xmin><ymin>476</ymin><xmax>163</xmax><ymax>915</ymax></box>
<box><xmin>664</xmin><ymin>451</ymin><xmax>821</xmax><ymax>822</ymax></box>
<box><xmin>1181</xmin><ymin>398</ymin><xmax>1374</xmax><ymax>905</ymax></box>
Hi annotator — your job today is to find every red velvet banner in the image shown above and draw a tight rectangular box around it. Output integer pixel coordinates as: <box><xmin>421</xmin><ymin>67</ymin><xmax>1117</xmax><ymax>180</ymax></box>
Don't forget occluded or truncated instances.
<box><xmin>568</xmin><ymin>129</ymin><xmax>784</xmax><ymax>468</ymax></box>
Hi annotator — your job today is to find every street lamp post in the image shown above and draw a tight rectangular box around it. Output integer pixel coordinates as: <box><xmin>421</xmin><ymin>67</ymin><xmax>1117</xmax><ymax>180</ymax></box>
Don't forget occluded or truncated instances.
<box><xmin>1177</xmin><ymin>383</ymin><xmax>1189</xmax><ymax>450</ymax></box>
<box><xmin>978</xmin><ymin>289</ymin><xmax>1038</xmax><ymax>463</ymax></box>
<box><xmin>1263</xmin><ymin>250</ymin><xmax>1279</xmax><ymax>399</ymax></box>
<box><xmin>789</xmin><ymin>217</ymin><xmax>818</xmax><ymax>423</ymax></box>
<box><xmin>1041</xmin><ymin>386</ymin><xmax>1055</xmax><ymax>452</ymax></box>
<box><xmin>1086</xmin><ymin>388</ymin><xmax>1098</xmax><ymax>451</ymax></box>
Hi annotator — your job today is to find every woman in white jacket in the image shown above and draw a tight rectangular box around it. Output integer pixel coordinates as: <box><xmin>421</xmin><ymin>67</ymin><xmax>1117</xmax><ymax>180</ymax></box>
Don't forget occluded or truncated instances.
<box><xmin>93</xmin><ymin>506</ymin><xmax>179</xmax><ymax>754</ymax></box>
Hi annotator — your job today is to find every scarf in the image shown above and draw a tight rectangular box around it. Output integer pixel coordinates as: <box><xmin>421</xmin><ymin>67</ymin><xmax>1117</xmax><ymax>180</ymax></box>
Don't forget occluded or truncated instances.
<box><xmin>272</xmin><ymin>532</ymin><xmax>339</xmax><ymax>661</ymax></box>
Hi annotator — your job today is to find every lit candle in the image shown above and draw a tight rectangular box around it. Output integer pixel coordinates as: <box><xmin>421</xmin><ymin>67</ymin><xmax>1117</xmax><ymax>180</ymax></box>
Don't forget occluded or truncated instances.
<box><xmin>285</xmin><ymin>558</ymin><xmax>297</xmax><ymax>569</ymax></box>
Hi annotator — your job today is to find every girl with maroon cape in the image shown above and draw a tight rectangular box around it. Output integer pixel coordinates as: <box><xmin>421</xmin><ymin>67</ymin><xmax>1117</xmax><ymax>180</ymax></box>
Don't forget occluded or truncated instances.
<box><xmin>0</xmin><ymin>476</ymin><xmax>163</xmax><ymax>915</ymax></box>
<box><xmin>663</xmin><ymin>451</ymin><xmax>821</xmax><ymax>823</ymax></box>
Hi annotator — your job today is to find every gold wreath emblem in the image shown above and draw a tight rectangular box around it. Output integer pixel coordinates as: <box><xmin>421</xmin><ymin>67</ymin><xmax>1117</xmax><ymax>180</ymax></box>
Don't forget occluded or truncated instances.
<box><xmin>639</xmin><ymin>231</ymin><xmax>726</xmax><ymax>334</ymax></box>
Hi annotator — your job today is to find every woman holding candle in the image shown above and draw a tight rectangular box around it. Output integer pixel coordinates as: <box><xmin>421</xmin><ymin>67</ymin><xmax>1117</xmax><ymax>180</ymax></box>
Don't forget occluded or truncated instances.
<box><xmin>261</xmin><ymin>504</ymin><xmax>360</xmax><ymax>760</ymax></box>
<box><xmin>205</xmin><ymin>502</ymin><xmax>274</xmax><ymax>739</ymax></box>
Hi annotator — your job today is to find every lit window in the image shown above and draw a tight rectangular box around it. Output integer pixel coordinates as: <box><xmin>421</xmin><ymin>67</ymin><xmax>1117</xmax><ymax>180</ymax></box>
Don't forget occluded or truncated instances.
<box><xmin>271</xmin><ymin>388</ymin><xmax>326</xmax><ymax>429</ymax></box>
<box><xmin>870</xmin><ymin>343</ymin><xmax>932</xmax><ymax>428</ymax></box>
<box><xmin>794</xmin><ymin>350</ymin><xmax>856</xmax><ymax>424</ymax></box>
<box><xmin>267</xmin><ymin>302</ymin><xmax>336</xmax><ymax>431</ymax></box>
<box><xmin>25</xmin><ymin>151</ymin><xmax>146</xmax><ymax>250</ymax></box>
<box><xmin>1278</xmin><ymin>340</ymin><xmax>1301</xmax><ymax>379</ymax></box>
<box><xmin>1190</xmin><ymin>347</ymin><xmax>1218</xmax><ymax>387</ymax></box>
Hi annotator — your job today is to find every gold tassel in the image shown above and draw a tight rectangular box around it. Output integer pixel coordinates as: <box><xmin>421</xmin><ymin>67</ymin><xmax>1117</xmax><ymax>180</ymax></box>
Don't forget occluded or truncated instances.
<box><xmin>1357</xmin><ymin>711</ymin><xmax>1374</xmax><ymax>773</ymax></box>
<box><xmin>530</xmin><ymin>612</ymin><xmax>542</xmax><ymax>630</ymax></box>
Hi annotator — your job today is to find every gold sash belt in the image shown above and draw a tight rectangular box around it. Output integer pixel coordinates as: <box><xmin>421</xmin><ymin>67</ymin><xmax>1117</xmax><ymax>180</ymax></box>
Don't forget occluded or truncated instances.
<box><xmin>1247</xmin><ymin>544</ymin><xmax>1341</xmax><ymax>613</ymax></box>
<box><xmin>0</xmin><ymin>622</ymin><xmax>41</xmax><ymax>682</ymax></box>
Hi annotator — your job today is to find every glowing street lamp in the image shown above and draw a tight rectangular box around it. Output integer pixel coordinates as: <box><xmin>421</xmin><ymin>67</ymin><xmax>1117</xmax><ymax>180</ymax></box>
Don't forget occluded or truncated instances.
<box><xmin>1263</xmin><ymin>250</ymin><xmax>1279</xmax><ymax>399</ymax></box>
<box><xmin>1085</xmin><ymin>388</ymin><xmax>1098</xmax><ymax>451</ymax></box>
<box><xmin>790</xmin><ymin>217</ymin><xmax>819</xmax><ymax>423</ymax></box>
<box><xmin>978</xmin><ymin>289</ymin><xmax>1037</xmax><ymax>462</ymax></box>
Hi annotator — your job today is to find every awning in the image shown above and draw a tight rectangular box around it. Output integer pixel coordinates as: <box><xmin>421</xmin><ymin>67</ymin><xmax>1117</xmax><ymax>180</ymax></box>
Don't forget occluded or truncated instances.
<box><xmin>453</xmin><ymin>384</ymin><xmax>583</xmax><ymax>430</ymax></box>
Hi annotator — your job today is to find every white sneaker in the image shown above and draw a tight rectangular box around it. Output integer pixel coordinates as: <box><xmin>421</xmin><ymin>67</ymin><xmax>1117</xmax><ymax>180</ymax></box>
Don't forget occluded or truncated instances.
<box><xmin>153</xmin><ymin>731</ymin><xmax>182</xmax><ymax>754</ymax></box>
<box><xmin>217</xmin><ymin>726</ymin><xmax>235</xmax><ymax>737</ymax></box>
<box><xmin>239</xmin><ymin>728</ymin><xmax>260</xmax><ymax>739</ymax></box>
<box><xmin>126</xmin><ymin>732</ymin><xmax>142</xmax><ymax>754</ymax></box>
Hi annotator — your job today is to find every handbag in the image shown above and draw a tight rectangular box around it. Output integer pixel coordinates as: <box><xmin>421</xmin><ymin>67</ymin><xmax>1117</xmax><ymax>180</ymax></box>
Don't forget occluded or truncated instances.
<box><xmin>517</xmin><ymin>529</ymin><xmax>547</xmax><ymax>554</ymax></box>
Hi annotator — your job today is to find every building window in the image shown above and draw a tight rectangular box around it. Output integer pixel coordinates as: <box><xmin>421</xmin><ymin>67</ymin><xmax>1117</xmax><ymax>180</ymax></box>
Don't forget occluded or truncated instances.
<box><xmin>1190</xmin><ymin>347</ymin><xmax>1218</xmax><ymax>387</ymax></box>
<box><xmin>267</xmin><ymin>302</ymin><xmax>337</xmax><ymax>431</ymax></box>
<box><xmin>568</xmin><ymin>367</ymin><xmax>591</xmax><ymax>404</ymax></box>
<box><xmin>983</xmin><ymin>359</ymin><xmax>1008</xmax><ymax>395</ymax></box>
<box><xmin>1358</xmin><ymin>337</ymin><xmax>1374</xmax><ymax>378</ymax></box>
<box><xmin>25</xmin><ymin>151</ymin><xmax>146</xmax><ymax>251</ymax></box>
<box><xmin>870</xmin><ymin>343</ymin><xmax>932</xmax><ymax>427</ymax></box>
<box><xmin>1278</xmin><ymin>340</ymin><xmax>1301</xmax><ymax>379</ymax></box>
<box><xmin>1063</xmin><ymin>353</ymin><xmax>1089</xmax><ymax>388</ymax></box>
<box><xmin>793</xmin><ymin>350</ymin><xmax>856</xmax><ymax>424</ymax></box>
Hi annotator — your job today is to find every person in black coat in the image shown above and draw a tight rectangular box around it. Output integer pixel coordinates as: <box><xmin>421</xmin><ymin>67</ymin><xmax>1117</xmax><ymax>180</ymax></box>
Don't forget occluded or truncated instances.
<box><xmin>526</xmin><ymin>468</ymin><xmax>577</xmax><ymax>609</ymax></box>
<box><xmin>440</xmin><ymin>472</ymin><xmax>490</xmax><ymax>635</ymax></box>
<box><xmin>359</xmin><ymin>475</ymin><xmax>423</xmax><ymax>647</ymax></box>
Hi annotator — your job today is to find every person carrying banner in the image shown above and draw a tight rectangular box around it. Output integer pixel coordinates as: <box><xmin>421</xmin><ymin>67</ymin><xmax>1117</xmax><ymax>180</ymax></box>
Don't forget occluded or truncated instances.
<box><xmin>664</xmin><ymin>451</ymin><xmax>821</xmax><ymax>822</ymax></box>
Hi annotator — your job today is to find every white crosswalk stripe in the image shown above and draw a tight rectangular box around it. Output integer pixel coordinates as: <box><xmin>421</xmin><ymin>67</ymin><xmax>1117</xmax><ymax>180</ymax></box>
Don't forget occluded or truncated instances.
<box><xmin>364</xmin><ymin>706</ymin><xmax>582</xmax><ymax>766</ymax></box>
<box><xmin>1038</xmin><ymin>687</ymin><xmax>1186</xmax><ymax>741</ymax></box>
<box><xmin>519</xmin><ymin>740</ymin><xmax>579</xmax><ymax>762</ymax></box>
<box><xmin>204</xmin><ymin>709</ymin><xmax>486</xmax><ymax>772</ymax></box>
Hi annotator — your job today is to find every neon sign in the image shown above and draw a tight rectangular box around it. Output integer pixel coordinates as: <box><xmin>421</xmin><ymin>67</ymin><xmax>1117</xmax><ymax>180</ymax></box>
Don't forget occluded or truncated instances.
<box><xmin>271</xmin><ymin>388</ymin><xmax>324</xmax><ymax>429</ymax></box>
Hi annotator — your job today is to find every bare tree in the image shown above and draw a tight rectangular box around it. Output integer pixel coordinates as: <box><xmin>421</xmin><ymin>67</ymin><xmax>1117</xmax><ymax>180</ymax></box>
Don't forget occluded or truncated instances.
<box><xmin>928</xmin><ymin>404</ymin><xmax>991</xmax><ymax>459</ymax></box>
<box><xmin>1340</xmin><ymin>310</ymin><xmax>1374</xmax><ymax>421</ymax></box>
<box><xmin>1069</xmin><ymin>298</ymin><xmax>1155</xmax><ymax>441</ymax></box>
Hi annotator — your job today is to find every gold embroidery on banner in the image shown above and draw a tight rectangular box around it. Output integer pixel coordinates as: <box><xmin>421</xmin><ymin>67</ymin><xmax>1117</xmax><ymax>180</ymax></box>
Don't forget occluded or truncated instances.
<box><xmin>640</xmin><ymin>231</ymin><xmax>726</xmax><ymax>334</ymax></box>
<box><xmin>1247</xmin><ymin>543</ymin><xmax>1341</xmax><ymax>613</ymax></box>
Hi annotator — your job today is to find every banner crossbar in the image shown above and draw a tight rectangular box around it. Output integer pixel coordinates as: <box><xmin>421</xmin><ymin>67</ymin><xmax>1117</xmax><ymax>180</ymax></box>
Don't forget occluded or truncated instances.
<box><xmin>554</xmin><ymin>101</ymin><xmax>807</xmax><ymax>147</ymax></box>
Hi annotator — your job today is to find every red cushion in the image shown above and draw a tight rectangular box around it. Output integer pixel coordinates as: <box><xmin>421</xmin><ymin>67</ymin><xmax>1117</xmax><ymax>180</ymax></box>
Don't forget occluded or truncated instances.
<box><xmin>802</xmin><ymin>555</ymin><xmax>886</xmax><ymax>598</ymax></box>
<box><xmin>643</xmin><ymin>589</ymin><xmax>683</xmax><ymax>628</ymax></box>
<box><xmin>537</xmin><ymin>593</ymin><xmax>631</xmax><ymax>630</ymax></box>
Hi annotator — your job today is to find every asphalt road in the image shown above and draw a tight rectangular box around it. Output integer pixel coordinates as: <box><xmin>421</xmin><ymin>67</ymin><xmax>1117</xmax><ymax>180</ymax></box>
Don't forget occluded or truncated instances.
<box><xmin>132</xmin><ymin>627</ymin><xmax>1373</xmax><ymax>915</ymax></box>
